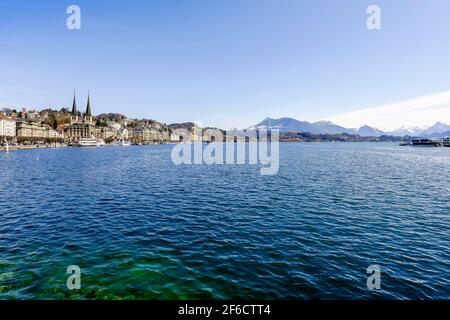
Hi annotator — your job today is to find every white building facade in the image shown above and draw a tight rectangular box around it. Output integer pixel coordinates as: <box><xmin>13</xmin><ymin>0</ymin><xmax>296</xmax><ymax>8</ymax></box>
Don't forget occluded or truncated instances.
<box><xmin>0</xmin><ymin>117</ymin><xmax>16</xmax><ymax>137</ymax></box>
<box><xmin>45</xmin><ymin>127</ymin><xmax>64</xmax><ymax>139</ymax></box>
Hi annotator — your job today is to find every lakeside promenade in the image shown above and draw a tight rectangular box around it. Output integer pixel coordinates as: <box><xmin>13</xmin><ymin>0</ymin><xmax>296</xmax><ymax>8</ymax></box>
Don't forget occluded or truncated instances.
<box><xmin>0</xmin><ymin>143</ymin><xmax>67</xmax><ymax>152</ymax></box>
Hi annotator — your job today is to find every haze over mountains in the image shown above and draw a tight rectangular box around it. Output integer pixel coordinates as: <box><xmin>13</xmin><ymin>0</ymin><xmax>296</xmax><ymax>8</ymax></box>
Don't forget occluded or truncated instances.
<box><xmin>248</xmin><ymin>118</ymin><xmax>450</xmax><ymax>137</ymax></box>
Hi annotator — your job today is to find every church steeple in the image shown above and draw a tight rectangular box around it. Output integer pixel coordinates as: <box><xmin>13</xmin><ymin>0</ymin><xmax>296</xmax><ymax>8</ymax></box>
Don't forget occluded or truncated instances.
<box><xmin>85</xmin><ymin>92</ymin><xmax>92</xmax><ymax>116</ymax></box>
<box><xmin>84</xmin><ymin>91</ymin><xmax>93</xmax><ymax>125</ymax></box>
<box><xmin>71</xmin><ymin>90</ymin><xmax>77</xmax><ymax>115</ymax></box>
<box><xmin>70</xmin><ymin>90</ymin><xmax>79</xmax><ymax>124</ymax></box>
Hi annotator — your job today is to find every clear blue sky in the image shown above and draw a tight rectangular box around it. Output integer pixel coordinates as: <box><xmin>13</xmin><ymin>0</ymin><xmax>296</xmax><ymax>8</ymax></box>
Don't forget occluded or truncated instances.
<box><xmin>1</xmin><ymin>0</ymin><xmax>450</xmax><ymax>129</ymax></box>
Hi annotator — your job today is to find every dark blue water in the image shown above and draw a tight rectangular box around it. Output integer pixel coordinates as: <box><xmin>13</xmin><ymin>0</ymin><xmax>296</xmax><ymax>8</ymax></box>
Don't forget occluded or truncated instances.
<box><xmin>0</xmin><ymin>143</ymin><xmax>449</xmax><ymax>299</ymax></box>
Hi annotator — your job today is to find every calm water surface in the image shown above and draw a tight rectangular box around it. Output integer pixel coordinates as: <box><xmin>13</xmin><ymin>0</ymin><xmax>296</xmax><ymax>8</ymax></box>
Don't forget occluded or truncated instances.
<box><xmin>0</xmin><ymin>143</ymin><xmax>449</xmax><ymax>299</ymax></box>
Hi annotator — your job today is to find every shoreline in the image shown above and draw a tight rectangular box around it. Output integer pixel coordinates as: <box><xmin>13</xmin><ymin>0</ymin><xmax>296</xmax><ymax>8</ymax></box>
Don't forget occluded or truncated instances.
<box><xmin>0</xmin><ymin>141</ymin><xmax>418</xmax><ymax>153</ymax></box>
<box><xmin>2</xmin><ymin>141</ymin><xmax>449</xmax><ymax>152</ymax></box>
<box><xmin>0</xmin><ymin>144</ymin><xmax>67</xmax><ymax>152</ymax></box>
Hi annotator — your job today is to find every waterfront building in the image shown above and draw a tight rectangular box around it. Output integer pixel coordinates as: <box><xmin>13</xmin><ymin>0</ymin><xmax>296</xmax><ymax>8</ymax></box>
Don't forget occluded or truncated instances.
<box><xmin>67</xmin><ymin>122</ymin><xmax>96</xmax><ymax>139</ymax></box>
<box><xmin>130</xmin><ymin>126</ymin><xmax>156</xmax><ymax>142</ymax></box>
<box><xmin>16</xmin><ymin>122</ymin><xmax>62</xmax><ymax>140</ymax></box>
<box><xmin>0</xmin><ymin>116</ymin><xmax>17</xmax><ymax>137</ymax></box>
<box><xmin>130</xmin><ymin>126</ymin><xmax>167</xmax><ymax>143</ymax></box>
<box><xmin>97</xmin><ymin>127</ymin><xmax>117</xmax><ymax>140</ymax></box>
<box><xmin>45</xmin><ymin>127</ymin><xmax>64</xmax><ymax>139</ymax></box>
<box><xmin>16</xmin><ymin>121</ymin><xmax>46</xmax><ymax>138</ymax></box>
<box><xmin>148</xmin><ymin>128</ymin><xmax>162</xmax><ymax>141</ymax></box>
<box><xmin>130</xmin><ymin>126</ymin><xmax>146</xmax><ymax>142</ymax></box>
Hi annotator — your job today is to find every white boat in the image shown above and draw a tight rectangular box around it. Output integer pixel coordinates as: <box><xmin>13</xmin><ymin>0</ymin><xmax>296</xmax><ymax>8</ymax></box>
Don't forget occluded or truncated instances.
<box><xmin>111</xmin><ymin>139</ymin><xmax>131</xmax><ymax>147</ymax></box>
<box><xmin>74</xmin><ymin>138</ymin><xmax>105</xmax><ymax>147</ymax></box>
<box><xmin>411</xmin><ymin>138</ymin><xmax>439</xmax><ymax>147</ymax></box>
<box><xmin>443</xmin><ymin>138</ymin><xmax>450</xmax><ymax>147</ymax></box>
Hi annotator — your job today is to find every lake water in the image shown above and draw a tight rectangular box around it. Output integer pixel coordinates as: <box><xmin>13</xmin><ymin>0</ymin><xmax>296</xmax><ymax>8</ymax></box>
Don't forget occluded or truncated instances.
<box><xmin>0</xmin><ymin>143</ymin><xmax>449</xmax><ymax>299</ymax></box>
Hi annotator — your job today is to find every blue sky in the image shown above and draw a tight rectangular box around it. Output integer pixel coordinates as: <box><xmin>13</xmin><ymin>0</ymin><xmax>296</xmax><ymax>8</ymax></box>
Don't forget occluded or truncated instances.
<box><xmin>1</xmin><ymin>0</ymin><xmax>450</xmax><ymax>129</ymax></box>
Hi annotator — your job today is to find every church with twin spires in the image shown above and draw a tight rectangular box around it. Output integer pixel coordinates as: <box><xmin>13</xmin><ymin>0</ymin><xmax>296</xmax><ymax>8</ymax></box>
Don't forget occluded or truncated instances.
<box><xmin>67</xmin><ymin>92</ymin><xmax>96</xmax><ymax>139</ymax></box>
<box><xmin>70</xmin><ymin>91</ymin><xmax>92</xmax><ymax>125</ymax></box>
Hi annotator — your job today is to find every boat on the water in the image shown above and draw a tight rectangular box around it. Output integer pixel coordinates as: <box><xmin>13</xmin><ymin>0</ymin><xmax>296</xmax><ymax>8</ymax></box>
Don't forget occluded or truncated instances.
<box><xmin>73</xmin><ymin>138</ymin><xmax>105</xmax><ymax>147</ymax></box>
<box><xmin>443</xmin><ymin>138</ymin><xmax>450</xmax><ymax>147</ymax></box>
<box><xmin>111</xmin><ymin>139</ymin><xmax>131</xmax><ymax>147</ymax></box>
<box><xmin>411</xmin><ymin>138</ymin><xmax>440</xmax><ymax>147</ymax></box>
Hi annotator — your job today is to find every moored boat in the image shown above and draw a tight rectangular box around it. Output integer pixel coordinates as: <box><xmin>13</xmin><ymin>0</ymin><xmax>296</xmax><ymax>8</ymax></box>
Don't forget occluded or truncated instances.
<box><xmin>73</xmin><ymin>138</ymin><xmax>105</xmax><ymax>147</ymax></box>
<box><xmin>411</xmin><ymin>138</ymin><xmax>439</xmax><ymax>147</ymax></box>
<box><xmin>111</xmin><ymin>139</ymin><xmax>131</xmax><ymax>147</ymax></box>
<box><xmin>443</xmin><ymin>138</ymin><xmax>450</xmax><ymax>147</ymax></box>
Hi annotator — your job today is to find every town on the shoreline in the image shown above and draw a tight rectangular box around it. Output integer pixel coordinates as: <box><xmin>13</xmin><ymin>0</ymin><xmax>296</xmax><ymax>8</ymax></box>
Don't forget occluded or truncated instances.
<box><xmin>1</xmin><ymin>93</ymin><xmax>449</xmax><ymax>150</ymax></box>
<box><xmin>0</xmin><ymin>93</ymin><xmax>180</xmax><ymax>149</ymax></box>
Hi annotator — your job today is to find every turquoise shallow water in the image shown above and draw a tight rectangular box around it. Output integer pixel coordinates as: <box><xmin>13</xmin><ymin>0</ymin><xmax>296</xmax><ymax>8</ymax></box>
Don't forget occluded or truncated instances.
<box><xmin>0</xmin><ymin>143</ymin><xmax>449</xmax><ymax>299</ymax></box>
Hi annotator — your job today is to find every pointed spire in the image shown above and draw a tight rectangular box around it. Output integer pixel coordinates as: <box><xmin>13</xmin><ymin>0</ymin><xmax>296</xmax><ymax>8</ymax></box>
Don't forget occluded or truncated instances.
<box><xmin>85</xmin><ymin>91</ymin><xmax>92</xmax><ymax>116</ymax></box>
<box><xmin>71</xmin><ymin>89</ymin><xmax>77</xmax><ymax>115</ymax></box>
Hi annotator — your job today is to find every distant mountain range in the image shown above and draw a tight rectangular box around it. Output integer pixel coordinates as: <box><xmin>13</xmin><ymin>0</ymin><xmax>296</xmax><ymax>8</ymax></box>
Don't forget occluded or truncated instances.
<box><xmin>248</xmin><ymin>118</ymin><xmax>450</xmax><ymax>137</ymax></box>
